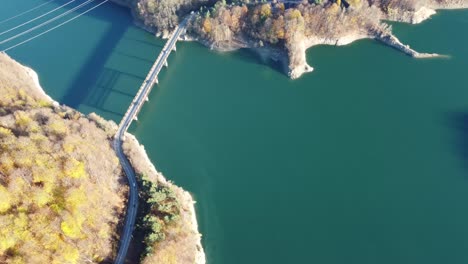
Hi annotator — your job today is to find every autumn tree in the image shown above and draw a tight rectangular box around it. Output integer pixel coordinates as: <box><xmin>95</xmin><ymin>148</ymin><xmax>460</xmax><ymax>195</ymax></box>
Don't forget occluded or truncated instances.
<box><xmin>0</xmin><ymin>54</ymin><xmax>127</xmax><ymax>264</ymax></box>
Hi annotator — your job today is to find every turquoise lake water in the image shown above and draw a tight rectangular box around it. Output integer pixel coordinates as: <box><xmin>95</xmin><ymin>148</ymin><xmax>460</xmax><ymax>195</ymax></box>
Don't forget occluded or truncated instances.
<box><xmin>2</xmin><ymin>1</ymin><xmax>468</xmax><ymax>263</ymax></box>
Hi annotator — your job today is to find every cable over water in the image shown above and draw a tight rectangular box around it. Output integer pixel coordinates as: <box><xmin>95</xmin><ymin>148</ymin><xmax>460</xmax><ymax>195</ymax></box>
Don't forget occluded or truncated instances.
<box><xmin>2</xmin><ymin>0</ymin><xmax>110</xmax><ymax>52</ymax></box>
<box><xmin>0</xmin><ymin>0</ymin><xmax>77</xmax><ymax>37</ymax></box>
<box><xmin>0</xmin><ymin>0</ymin><xmax>95</xmax><ymax>45</ymax></box>
<box><xmin>0</xmin><ymin>0</ymin><xmax>56</xmax><ymax>25</ymax></box>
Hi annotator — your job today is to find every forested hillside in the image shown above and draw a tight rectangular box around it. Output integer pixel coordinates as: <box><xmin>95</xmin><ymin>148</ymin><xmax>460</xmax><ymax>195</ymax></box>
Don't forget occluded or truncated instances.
<box><xmin>123</xmin><ymin>0</ymin><xmax>465</xmax><ymax>35</ymax></box>
<box><xmin>113</xmin><ymin>0</ymin><xmax>467</xmax><ymax>78</ymax></box>
<box><xmin>0</xmin><ymin>53</ymin><xmax>204</xmax><ymax>264</ymax></box>
<box><xmin>0</xmin><ymin>54</ymin><xmax>126</xmax><ymax>263</ymax></box>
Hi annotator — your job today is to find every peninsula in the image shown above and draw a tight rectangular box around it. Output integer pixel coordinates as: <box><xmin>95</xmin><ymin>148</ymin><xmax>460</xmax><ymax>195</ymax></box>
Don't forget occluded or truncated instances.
<box><xmin>112</xmin><ymin>0</ymin><xmax>468</xmax><ymax>78</ymax></box>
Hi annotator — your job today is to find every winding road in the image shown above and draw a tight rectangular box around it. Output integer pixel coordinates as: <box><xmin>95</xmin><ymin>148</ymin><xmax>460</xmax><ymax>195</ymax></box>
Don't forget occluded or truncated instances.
<box><xmin>113</xmin><ymin>19</ymin><xmax>188</xmax><ymax>264</ymax></box>
<box><xmin>113</xmin><ymin>136</ymin><xmax>138</xmax><ymax>264</ymax></box>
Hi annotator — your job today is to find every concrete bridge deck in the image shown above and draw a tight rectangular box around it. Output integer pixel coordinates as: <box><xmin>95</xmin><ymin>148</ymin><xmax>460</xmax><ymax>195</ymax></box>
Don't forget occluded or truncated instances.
<box><xmin>113</xmin><ymin>17</ymin><xmax>188</xmax><ymax>264</ymax></box>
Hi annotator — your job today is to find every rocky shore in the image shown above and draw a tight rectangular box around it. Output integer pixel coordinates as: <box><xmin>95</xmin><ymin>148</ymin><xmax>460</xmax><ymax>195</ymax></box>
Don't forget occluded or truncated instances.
<box><xmin>110</xmin><ymin>0</ymin><xmax>467</xmax><ymax>79</ymax></box>
<box><xmin>288</xmin><ymin>33</ymin><xmax>369</xmax><ymax>79</ymax></box>
<box><xmin>387</xmin><ymin>1</ymin><xmax>468</xmax><ymax>24</ymax></box>
<box><xmin>267</xmin><ymin>27</ymin><xmax>445</xmax><ymax>79</ymax></box>
<box><xmin>287</xmin><ymin>3</ymin><xmax>467</xmax><ymax>79</ymax></box>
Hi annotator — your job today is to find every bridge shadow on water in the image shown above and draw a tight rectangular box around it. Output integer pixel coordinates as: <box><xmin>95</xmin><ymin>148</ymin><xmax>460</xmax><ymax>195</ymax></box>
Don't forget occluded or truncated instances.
<box><xmin>83</xmin><ymin>67</ymin><xmax>140</xmax><ymax>117</ymax></box>
<box><xmin>114</xmin><ymin>50</ymin><xmax>155</xmax><ymax>64</ymax></box>
<box><xmin>123</xmin><ymin>36</ymin><xmax>164</xmax><ymax>49</ymax></box>
<box><xmin>60</xmin><ymin>2</ymin><xmax>162</xmax><ymax>122</ymax></box>
<box><xmin>447</xmin><ymin>112</ymin><xmax>468</xmax><ymax>177</ymax></box>
<box><xmin>61</xmin><ymin>5</ymin><xmax>130</xmax><ymax>112</ymax></box>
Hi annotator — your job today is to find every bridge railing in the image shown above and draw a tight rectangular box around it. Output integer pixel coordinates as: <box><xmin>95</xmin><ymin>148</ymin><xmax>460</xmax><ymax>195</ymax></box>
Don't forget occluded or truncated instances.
<box><xmin>116</xmin><ymin>20</ymin><xmax>188</xmax><ymax>138</ymax></box>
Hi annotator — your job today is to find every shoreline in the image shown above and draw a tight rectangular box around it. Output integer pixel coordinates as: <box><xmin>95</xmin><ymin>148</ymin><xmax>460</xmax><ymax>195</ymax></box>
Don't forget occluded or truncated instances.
<box><xmin>287</xmin><ymin>5</ymin><xmax>468</xmax><ymax>79</ymax></box>
<box><xmin>108</xmin><ymin>0</ymin><xmax>468</xmax><ymax>79</ymax></box>
<box><xmin>22</xmin><ymin>65</ymin><xmax>60</xmax><ymax>107</ymax></box>
<box><xmin>4</xmin><ymin>52</ymin><xmax>206</xmax><ymax>264</ymax></box>
<box><xmin>386</xmin><ymin>3</ymin><xmax>468</xmax><ymax>24</ymax></box>
<box><xmin>180</xmin><ymin>7</ymin><xmax>462</xmax><ymax>79</ymax></box>
<box><xmin>123</xmin><ymin>135</ymin><xmax>206</xmax><ymax>264</ymax></box>
<box><xmin>288</xmin><ymin>33</ymin><xmax>370</xmax><ymax>79</ymax></box>
<box><xmin>2</xmin><ymin>52</ymin><xmax>58</xmax><ymax>106</ymax></box>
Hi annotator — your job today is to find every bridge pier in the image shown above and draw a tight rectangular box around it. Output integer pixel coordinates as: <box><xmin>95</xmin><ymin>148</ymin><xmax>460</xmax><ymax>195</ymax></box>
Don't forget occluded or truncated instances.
<box><xmin>114</xmin><ymin>17</ymin><xmax>191</xmax><ymax>264</ymax></box>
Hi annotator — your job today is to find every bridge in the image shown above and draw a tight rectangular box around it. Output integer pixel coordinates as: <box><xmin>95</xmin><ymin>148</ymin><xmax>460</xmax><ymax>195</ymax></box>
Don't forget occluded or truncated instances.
<box><xmin>113</xmin><ymin>17</ymin><xmax>189</xmax><ymax>264</ymax></box>
<box><xmin>116</xmin><ymin>20</ymin><xmax>188</xmax><ymax>139</ymax></box>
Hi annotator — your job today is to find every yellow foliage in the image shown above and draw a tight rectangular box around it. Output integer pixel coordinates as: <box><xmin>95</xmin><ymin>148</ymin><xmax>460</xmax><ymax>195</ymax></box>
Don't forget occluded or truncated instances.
<box><xmin>65</xmin><ymin>158</ymin><xmax>87</xmax><ymax>179</ymax></box>
<box><xmin>36</xmin><ymin>99</ymin><xmax>52</xmax><ymax>108</ymax></box>
<box><xmin>274</xmin><ymin>19</ymin><xmax>285</xmax><ymax>39</ymax></box>
<box><xmin>13</xmin><ymin>151</ymin><xmax>33</xmax><ymax>168</ymax></box>
<box><xmin>0</xmin><ymin>214</ymin><xmax>29</xmax><ymax>255</ymax></box>
<box><xmin>0</xmin><ymin>233</ymin><xmax>16</xmax><ymax>255</ymax></box>
<box><xmin>328</xmin><ymin>3</ymin><xmax>340</xmax><ymax>14</ymax></box>
<box><xmin>98</xmin><ymin>225</ymin><xmax>111</xmax><ymax>239</ymax></box>
<box><xmin>17</xmin><ymin>89</ymin><xmax>27</xmax><ymax>100</ymax></box>
<box><xmin>50</xmin><ymin>203</ymin><xmax>62</xmax><ymax>213</ymax></box>
<box><xmin>203</xmin><ymin>18</ymin><xmax>212</xmax><ymax>33</ymax></box>
<box><xmin>0</xmin><ymin>236</ymin><xmax>16</xmax><ymax>255</ymax></box>
<box><xmin>62</xmin><ymin>244</ymin><xmax>80</xmax><ymax>264</ymax></box>
<box><xmin>0</xmin><ymin>127</ymin><xmax>12</xmax><ymax>137</ymax></box>
<box><xmin>161</xmin><ymin>253</ymin><xmax>177</xmax><ymax>264</ymax></box>
<box><xmin>0</xmin><ymin>186</ymin><xmax>12</xmax><ymax>213</ymax></box>
<box><xmin>93</xmin><ymin>255</ymin><xmax>104</xmax><ymax>262</ymax></box>
<box><xmin>260</xmin><ymin>4</ymin><xmax>272</xmax><ymax>18</ymax></box>
<box><xmin>32</xmin><ymin>168</ymin><xmax>56</xmax><ymax>194</ymax></box>
<box><xmin>0</xmin><ymin>55</ymin><xmax>126</xmax><ymax>263</ymax></box>
<box><xmin>61</xmin><ymin>218</ymin><xmax>82</xmax><ymax>238</ymax></box>
<box><xmin>13</xmin><ymin>213</ymin><xmax>28</xmax><ymax>230</ymax></box>
<box><xmin>66</xmin><ymin>187</ymin><xmax>86</xmax><ymax>213</ymax></box>
<box><xmin>41</xmin><ymin>232</ymin><xmax>61</xmax><ymax>251</ymax></box>
<box><xmin>7</xmin><ymin>176</ymin><xmax>27</xmax><ymax>201</ymax></box>
<box><xmin>287</xmin><ymin>9</ymin><xmax>302</xmax><ymax>20</ymax></box>
<box><xmin>29</xmin><ymin>124</ymin><xmax>40</xmax><ymax>133</ymax></box>
<box><xmin>17</xmin><ymin>206</ymin><xmax>28</xmax><ymax>213</ymax></box>
<box><xmin>0</xmin><ymin>155</ymin><xmax>14</xmax><ymax>173</ymax></box>
<box><xmin>34</xmin><ymin>156</ymin><xmax>46</xmax><ymax>167</ymax></box>
<box><xmin>49</xmin><ymin>120</ymin><xmax>68</xmax><ymax>136</ymax></box>
<box><xmin>31</xmin><ymin>133</ymin><xmax>47</xmax><ymax>142</ymax></box>
<box><xmin>277</xmin><ymin>3</ymin><xmax>285</xmax><ymax>12</ymax></box>
<box><xmin>14</xmin><ymin>111</ymin><xmax>32</xmax><ymax>127</ymax></box>
<box><xmin>63</xmin><ymin>142</ymin><xmax>75</xmax><ymax>154</ymax></box>
<box><xmin>9</xmin><ymin>256</ymin><xmax>25</xmax><ymax>264</ymax></box>
<box><xmin>347</xmin><ymin>0</ymin><xmax>361</xmax><ymax>6</ymax></box>
<box><xmin>32</xmin><ymin>189</ymin><xmax>52</xmax><ymax>207</ymax></box>
<box><xmin>1</xmin><ymin>91</ymin><xmax>15</xmax><ymax>103</ymax></box>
